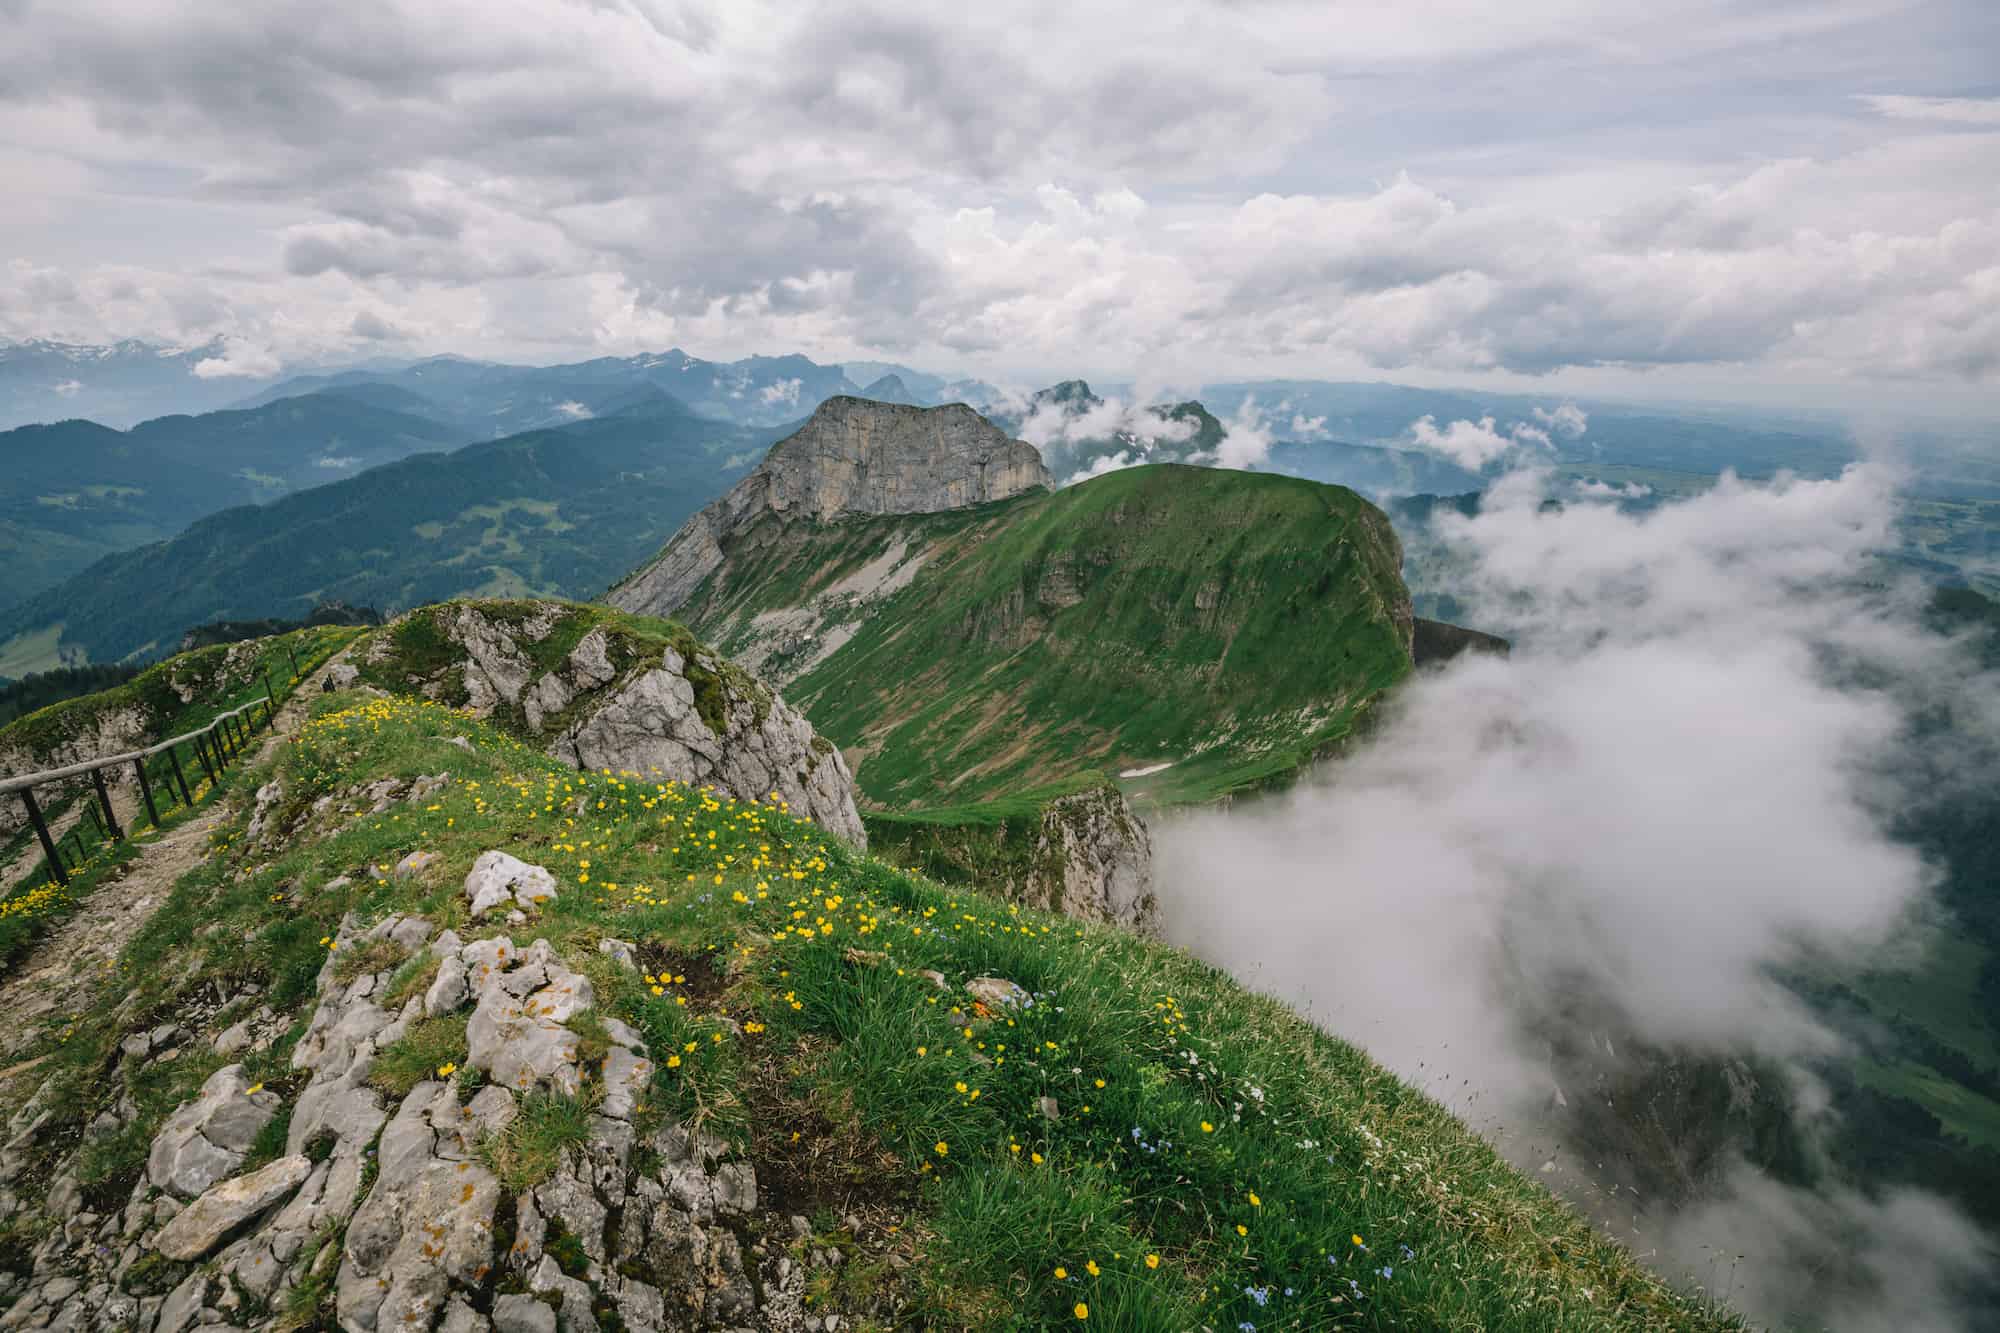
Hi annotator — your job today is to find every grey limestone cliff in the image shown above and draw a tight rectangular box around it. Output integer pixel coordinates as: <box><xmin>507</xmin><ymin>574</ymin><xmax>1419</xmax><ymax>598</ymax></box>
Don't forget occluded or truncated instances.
<box><xmin>609</xmin><ymin>396</ymin><xmax>1051</xmax><ymax>617</ymax></box>
<box><xmin>363</xmin><ymin>601</ymin><xmax>867</xmax><ymax>848</ymax></box>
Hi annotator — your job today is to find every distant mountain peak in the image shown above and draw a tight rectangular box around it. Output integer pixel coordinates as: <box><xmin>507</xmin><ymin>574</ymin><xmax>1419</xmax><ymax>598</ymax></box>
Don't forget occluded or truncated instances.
<box><xmin>610</xmin><ymin>397</ymin><xmax>1051</xmax><ymax>617</ymax></box>
<box><xmin>858</xmin><ymin>373</ymin><xmax>916</xmax><ymax>405</ymax></box>
<box><xmin>1034</xmin><ymin>379</ymin><xmax>1100</xmax><ymax>409</ymax></box>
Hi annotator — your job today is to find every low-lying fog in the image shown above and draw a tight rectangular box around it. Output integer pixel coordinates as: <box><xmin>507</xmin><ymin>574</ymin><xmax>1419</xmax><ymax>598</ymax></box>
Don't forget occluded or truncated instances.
<box><xmin>1153</xmin><ymin>457</ymin><xmax>2000</xmax><ymax>1330</ymax></box>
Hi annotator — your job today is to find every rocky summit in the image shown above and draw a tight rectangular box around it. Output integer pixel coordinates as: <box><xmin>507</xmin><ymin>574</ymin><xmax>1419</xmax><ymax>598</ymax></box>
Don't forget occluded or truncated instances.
<box><xmin>608</xmin><ymin>397</ymin><xmax>1051</xmax><ymax>618</ymax></box>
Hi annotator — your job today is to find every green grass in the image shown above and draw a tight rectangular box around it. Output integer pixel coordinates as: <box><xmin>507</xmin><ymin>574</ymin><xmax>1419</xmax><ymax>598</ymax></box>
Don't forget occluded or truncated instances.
<box><xmin>1857</xmin><ymin>931</ymin><xmax>2000</xmax><ymax>1070</ymax></box>
<box><xmin>0</xmin><ymin>623</ymin><xmax>74</xmax><ymax>679</ymax></box>
<box><xmin>1853</xmin><ymin>1058</ymin><xmax>2000</xmax><ymax>1150</ymax></box>
<box><xmin>0</xmin><ymin>681</ymin><xmax>1743</xmax><ymax>1330</ymax></box>
<box><xmin>369</xmin><ymin>1015</ymin><xmax>470</xmax><ymax>1099</ymax></box>
<box><xmin>480</xmin><ymin>1088</ymin><xmax>600</xmax><ymax>1192</ymax></box>
<box><xmin>677</xmin><ymin>464</ymin><xmax>1414</xmax><ymax>812</ymax></box>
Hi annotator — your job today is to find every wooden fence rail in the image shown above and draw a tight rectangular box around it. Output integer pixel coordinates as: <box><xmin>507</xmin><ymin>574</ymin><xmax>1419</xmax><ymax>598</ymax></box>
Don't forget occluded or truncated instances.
<box><xmin>0</xmin><ymin>672</ymin><xmax>283</xmax><ymax>889</ymax></box>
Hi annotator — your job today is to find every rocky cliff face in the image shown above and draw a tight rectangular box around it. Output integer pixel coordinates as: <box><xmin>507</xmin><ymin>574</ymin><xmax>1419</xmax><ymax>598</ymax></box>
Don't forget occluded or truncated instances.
<box><xmin>609</xmin><ymin>397</ymin><xmax>1051</xmax><ymax>617</ymax></box>
<box><xmin>363</xmin><ymin>601</ymin><xmax>866</xmax><ymax>848</ymax></box>
<box><xmin>866</xmin><ymin>781</ymin><xmax>1158</xmax><ymax>935</ymax></box>
<box><xmin>1028</xmin><ymin>785</ymin><xmax>1157</xmax><ymax>932</ymax></box>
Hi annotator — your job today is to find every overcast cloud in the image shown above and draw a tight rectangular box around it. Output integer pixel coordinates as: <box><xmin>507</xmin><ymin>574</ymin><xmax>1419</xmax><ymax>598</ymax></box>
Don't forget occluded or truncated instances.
<box><xmin>0</xmin><ymin>0</ymin><xmax>1996</xmax><ymax>402</ymax></box>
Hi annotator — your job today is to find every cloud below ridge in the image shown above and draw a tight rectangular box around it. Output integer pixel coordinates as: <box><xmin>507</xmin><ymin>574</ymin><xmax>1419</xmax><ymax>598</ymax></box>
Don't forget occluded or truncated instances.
<box><xmin>1151</xmin><ymin>457</ymin><xmax>2000</xmax><ymax>1327</ymax></box>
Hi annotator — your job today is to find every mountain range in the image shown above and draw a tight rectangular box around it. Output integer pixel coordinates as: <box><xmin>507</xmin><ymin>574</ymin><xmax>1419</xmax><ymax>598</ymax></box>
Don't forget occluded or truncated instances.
<box><xmin>0</xmin><ymin>393</ymin><xmax>466</xmax><ymax>613</ymax></box>
<box><xmin>0</xmin><ymin>391</ymin><xmax>785</xmax><ymax>671</ymax></box>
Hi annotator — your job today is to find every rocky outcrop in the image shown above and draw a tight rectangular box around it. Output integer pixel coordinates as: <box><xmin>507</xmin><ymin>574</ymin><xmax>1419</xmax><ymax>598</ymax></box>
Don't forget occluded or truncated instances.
<box><xmin>1028</xmin><ymin>785</ymin><xmax>1157</xmax><ymax>933</ymax></box>
<box><xmin>610</xmin><ymin>396</ymin><xmax>1051</xmax><ymax>617</ymax></box>
<box><xmin>1411</xmin><ymin>617</ymin><xmax>1510</xmax><ymax>668</ymax></box>
<box><xmin>867</xmin><ymin>781</ymin><xmax>1158</xmax><ymax>934</ymax></box>
<box><xmin>369</xmin><ymin>601</ymin><xmax>866</xmax><ymax>847</ymax></box>
<box><xmin>0</xmin><ymin>862</ymin><xmax>883</xmax><ymax>1331</ymax></box>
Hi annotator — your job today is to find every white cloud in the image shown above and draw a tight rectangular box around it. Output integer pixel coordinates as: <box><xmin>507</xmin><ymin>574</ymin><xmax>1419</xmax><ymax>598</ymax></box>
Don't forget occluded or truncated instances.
<box><xmin>1859</xmin><ymin>94</ymin><xmax>2000</xmax><ymax>125</ymax></box>
<box><xmin>0</xmin><ymin>2</ymin><xmax>1993</xmax><ymax>391</ymax></box>
<box><xmin>1063</xmin><ymin>448</ymin><xmax>1140</xmax><ymax>485</ymax></box>
<box><xmin>1288</xmin><ymin>412</ymin><xmax>1328</xmax><ymax>439</ymax></box>
<box><xmin>1532</xmin><ymin>401</ymin><xmax>1588</xmax><ymax>437</ymax></box>
<box><xmin>1404</xmin><ymin>413</ymin><xmax>1547</xmax><ymax>469</ymax></box>
<box><xmin>1216</xmin><ymin>395</ymin><xmax>1275</xmax><ymax>469</ymax></box>
<box><xmin>758</xmin><ymin>377</ymin><xmax>802</xmax><ymax>407</ymax></box>
<box><xmin>1153</xmin><ymin>459</ymin><xmax>2000</xmax><ymax>1328</ymax></box>
<box><xmin>191</xmin><ymin>336</ymin><xmax>281</xmax><ymax>378</ymax></box>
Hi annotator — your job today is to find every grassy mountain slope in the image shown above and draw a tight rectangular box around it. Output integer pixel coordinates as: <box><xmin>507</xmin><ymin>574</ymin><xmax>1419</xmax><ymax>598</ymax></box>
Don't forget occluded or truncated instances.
<box><xmin>678</xmin><ymin>463</ymin><xmax>1414</xmax><ymax>808</ymax></box>
<box><xmin>0</xmin><ymin>403</ymin><xmax>779</xmax><ymax>669</ymax></box>
<box><xmin>0</xmin><ymin>395</ymin><xmax>466</xmax><ymax>613</ymax></box>
<box><xmin>0</xmin><ymin>652</ymin><xmax>1740</xmax><ymax>1330</ymax></box>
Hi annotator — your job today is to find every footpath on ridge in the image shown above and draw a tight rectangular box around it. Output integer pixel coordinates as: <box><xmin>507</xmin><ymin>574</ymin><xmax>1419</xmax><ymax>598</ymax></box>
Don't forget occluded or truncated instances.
<box><xmin>0</xmin><ymin>653</ymin><xmax>350</xmax><ymax>1076</ymax></box>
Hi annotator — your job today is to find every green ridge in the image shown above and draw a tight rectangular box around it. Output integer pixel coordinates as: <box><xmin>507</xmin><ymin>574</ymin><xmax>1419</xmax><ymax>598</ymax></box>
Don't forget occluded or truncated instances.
<box><xmin>679</xmin><ymin>464</ymin><xmax>1413</xmax><ymax>809</ymax></box>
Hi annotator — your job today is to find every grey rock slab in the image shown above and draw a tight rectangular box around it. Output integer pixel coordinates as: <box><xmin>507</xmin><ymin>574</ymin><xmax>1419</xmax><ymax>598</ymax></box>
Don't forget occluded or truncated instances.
<box><xmin>965</xmin><ymin>976</ymin><xmax>1030</xmax><ymax>1011</ymax></box>
<box><xmin>153</xmin><ymin>1274</ymin><xmax>209</xmax><ymax>1333</ymax></box>
<box><xmin>490</xmin><ymin>1295</ymin><xmax>554</xmax><ymax>1333</ymax></box>
<box><xmin>465</xmin><ymin>985</ymin><xmax>582</xmax><ymax>1097</ymax></box>
<box><xmin>598</xmin><ymin>1047</ymin><xmax>652</xmax><ymax>1122</ymax></box>
<box><xmin>152</xmin><ymin>1155</ymin><xmax>311</xmax><ymax>1260</ymax></box>
<box><xmin>526</xmin><ymin>1256</ymin><xmax>597</xmax><ymax>1333</ymax></box>
<box><xmin>146</xmin><ymin>1067</ymin><xmax>279</xmax><ymax>1199</ymax></box>
<box><xmin>609</xmin><ymin>397</ymin><xmax>1049</xmax><ymax>617</ymax></box>
<box><xmin>464</xmin><ymin>852</ymin><xmax>557</xmax><ymax>919</ymax></box>
<box><xmin>439</xmin><ymin>1297</ymin><xmax>490</xmax><ymax>1333</ymax></box>
<box><xmin>424</xmin><ymin>956</ymin><xmax>469</xmax><ymax>1017</ymax></box>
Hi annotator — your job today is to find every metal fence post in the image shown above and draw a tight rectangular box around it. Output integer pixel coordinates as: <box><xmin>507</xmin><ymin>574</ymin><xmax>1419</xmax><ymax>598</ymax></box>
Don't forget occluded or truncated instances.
<box><xmin>90</xmin><ymin>766</ymin><xmax>123</xmax><ymax>842</ymax></box>
<box><xmin>133</xmin><ymin>757</ymin><xmax>161</xmax><ymax>829</ymax></box>
<box><xmin>193</xmin><ymin>733</ymin><xmax>216</xmax><ymax>786</ymax></box>
<box><xmin>19</xmin><ymin>789</ymin><xmax>66</xmax><ymax>887</ymax></box>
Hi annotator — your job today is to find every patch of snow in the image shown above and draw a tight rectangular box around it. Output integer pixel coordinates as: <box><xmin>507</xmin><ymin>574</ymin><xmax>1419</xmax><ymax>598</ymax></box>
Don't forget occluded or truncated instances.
<box><xmin>1120</xmin><ymin>761</ymin><xmax>1176</xmax><ymax>778</ymax></box>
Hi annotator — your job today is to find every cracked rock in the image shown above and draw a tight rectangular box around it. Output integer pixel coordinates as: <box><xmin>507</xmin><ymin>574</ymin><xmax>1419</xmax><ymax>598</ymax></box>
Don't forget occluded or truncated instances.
<box><xmin>152</xmin><ymin>1155</ymin><xmax>311</xmax><ymax>1261</ymax></box>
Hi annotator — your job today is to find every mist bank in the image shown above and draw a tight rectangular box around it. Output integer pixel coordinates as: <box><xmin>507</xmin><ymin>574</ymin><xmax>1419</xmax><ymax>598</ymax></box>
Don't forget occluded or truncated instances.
<box><xmin>1153</xmin><ymin>460</ymin><xmax>2000</xmax><ymax>1330</ymax></box>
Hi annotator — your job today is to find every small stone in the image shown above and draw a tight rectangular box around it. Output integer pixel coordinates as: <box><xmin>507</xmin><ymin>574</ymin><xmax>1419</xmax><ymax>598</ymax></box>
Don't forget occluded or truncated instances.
<box><xmin>394</xmin><ymin>850</ymin><xmax>439</xmax><ymax>881</ymax></box>
<box><xmin>464</xmin><ymin>851</ymin><xmax>559</xmax><ymax>919</ymax></box>
<box><xmin>597</xmin><ymin>938</ymin><xmax>638</xmax><ymax>970</ymax></box>
<box><xmin>964</xmin><ymin>976</ymin><xmax>1029</xmax><ymax>1010</ymax></box>
<box><xmin>211</xmin><ymin>1021</ymin><xmax>254</xmax><ymax>1057</ymax></box>
<box><xmin>1037</xmin><ymin>1096</ymin><xmax>1060</xmax><ymax>1121</ymax></box>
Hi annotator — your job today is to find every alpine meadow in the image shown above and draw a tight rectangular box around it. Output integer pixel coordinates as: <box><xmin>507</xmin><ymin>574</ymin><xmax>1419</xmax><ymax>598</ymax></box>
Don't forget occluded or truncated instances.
<box><xmin>1</xmin><ymin>4</ymin><xmax>1997</xmax><ymax>1332</ymax></box>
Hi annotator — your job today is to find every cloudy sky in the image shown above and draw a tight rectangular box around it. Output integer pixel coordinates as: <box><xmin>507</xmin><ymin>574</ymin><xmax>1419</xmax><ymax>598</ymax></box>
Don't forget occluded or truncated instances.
<box><xmin>1</xmin><ymin>0</ymin><xmax>1996</xmax><ymax>408</ymax></box>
